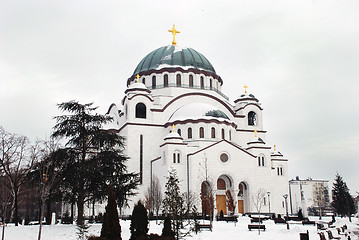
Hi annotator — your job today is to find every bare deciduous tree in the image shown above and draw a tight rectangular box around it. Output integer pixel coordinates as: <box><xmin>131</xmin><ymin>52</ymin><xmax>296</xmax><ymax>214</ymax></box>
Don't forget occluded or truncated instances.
<box><xmin>252</xmin><ymin>189</ymin><xmax>266</xmax><ymax>235</ymax></box>
<box><xmin>144</xmin><ymin>176</ymin><xmax>162</xmax><ymax>222</ymax></box>
<box><xmin>0</xmin><ymin>126</ymin><xmax>34</xmax><ymax>226</ymax></box>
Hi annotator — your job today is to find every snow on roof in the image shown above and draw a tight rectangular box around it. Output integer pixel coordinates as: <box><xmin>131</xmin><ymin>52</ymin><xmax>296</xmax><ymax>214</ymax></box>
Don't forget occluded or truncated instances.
<box><xmin>128</xmin><ymin>81</ymin><xmax>147</xmax><ymax>90</ymax></box>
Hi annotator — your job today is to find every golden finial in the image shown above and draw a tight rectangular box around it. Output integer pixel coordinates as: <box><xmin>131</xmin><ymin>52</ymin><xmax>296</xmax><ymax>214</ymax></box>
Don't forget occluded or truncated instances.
<box><xmin>172</xmin><ymin>124</ymin><xmax>176</xmax><ymax>132</ymax></box>
<box><xmin>168</xmin><ymin>25</ymin><xmax>180</xmax><ymax>46</ymax></box>
<box><xmin>244</xmin><ymin>84</ymin><xmax>248</xmax><ymax>93</ymax></box>
<box><xmin>254</xmin><ymin>129</ymin><xmax>257</xmax><ymax>138</ymax></box>
<box><xmin>136</xmin><ymin>74</ymin><xmax>140</xmax><ymax>83</ymax></box>
<box><xmin>274</xmin><ymin>144</ymin><xmax>276</xmax><ymax>151</ymax></box>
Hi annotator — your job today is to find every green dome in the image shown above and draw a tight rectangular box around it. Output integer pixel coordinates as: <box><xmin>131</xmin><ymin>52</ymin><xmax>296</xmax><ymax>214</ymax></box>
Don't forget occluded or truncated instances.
<box><xmin>133</xmin><ymin>45</ymin><xmax>216</xmax><ymax>75</ymax></box>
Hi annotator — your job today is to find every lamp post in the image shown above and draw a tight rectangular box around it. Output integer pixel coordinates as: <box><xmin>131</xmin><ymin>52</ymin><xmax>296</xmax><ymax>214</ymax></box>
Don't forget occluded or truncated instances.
<box><xmin>283</xmin><ymin>194</ymin><xmax>289</xmax><ymax>229</ymax></box>
<box><xmin>267</xmin><ymin>192</ymin><xmax>271</xmax><ymax>214</ymax></box>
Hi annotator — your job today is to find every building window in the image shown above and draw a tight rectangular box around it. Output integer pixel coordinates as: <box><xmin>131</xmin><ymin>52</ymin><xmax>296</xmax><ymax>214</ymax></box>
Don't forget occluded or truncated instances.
<box><xmin>173</xmin><ymin>153</ymin><xmax>176</xmax><ymax>163</ymax></box>
<box><xmin>135</xmin><ymin>103</ymin><xmax>146</xmax><ymax>119</ymax></box>
<box><xmin>199</xmin><ymin>127</ymin><xmax>204</xmax><ymax>138</ymax></box>
<box><xmin>221</xmin><ymin>128</ymin><xmax>225</xmax><ymax>139</ymax></box>
<box><xmin>258</xmin><ymin>156</ymin><xmax>265</xmax><ymax>166</ymax></box>
<box><xmin>177</xmin><ymin>153</ymin><xmax>180</xmax><ymax>163</ymax></box>
<box><xmin>248</xmin><ymin>111</ymin><xmax>257</xmax><ymax>126</ymax></box>
<box><xmin>152</xmin><ymin>76</ymin><xmax>156</xmax><ymax>89</ymax></box>
<box><xmin>189</xmin><ymin>75</ymin><xmax>194</xmax><ymax>87</ymax></box>
<box><xmin>188</xmin><ymin>128</ymin><xmax>192</xmax><ymax>139</ymax></box>
<box><xmin>217</xmin><ymin>178</ymin><xmax>226</xmax><ymax>190</ymax></box>
<box><xmin>211</xmin><ymin>127</ymin><xmax>215</xmax><ymax>138</ymax></box>
<box><xmin>220</xmin><ymin>153</ymin><xmax>229</xmax><ymax>163</ymax></box>
<box><xmin>277</xmin><ymin>166</ymin><xmax>283</xmax><ymax>176</ymax></box>
<box><xmin>210</xmin><ymin>79</ymin><xmax>213</xmax><ymax>89</ymax></box>
<box><xmin>177</xmin><ymin>129</ymin><xmax>181</xmax><ymax>136</ymax></box>
<box><xmin>164</xmin><ymin>74</ymin><xmax>168</xmax><ymax>87</ymax></box>
<box><xmin>176</xmin><ymin>74</ymin><xmax>181</xmax><ymax>86</ymax></box>
<box><xmin>229</xmin><ymin>130</ymin><xmax>232</xmax><ymax>141</ymax></box>
<box><xmin>142</xmin><ymin>77</ymin><xmax>145</xmax><ymax>85</ymax></box>
<box><xmin>200</xmin><ymin>76</ymin><xmax>204</xmax><ymax>89</ymax></box>
<box><xmin>140</xmin><ymin>135</ymin><xmax>143</xmax><ymax>184</ymax></box>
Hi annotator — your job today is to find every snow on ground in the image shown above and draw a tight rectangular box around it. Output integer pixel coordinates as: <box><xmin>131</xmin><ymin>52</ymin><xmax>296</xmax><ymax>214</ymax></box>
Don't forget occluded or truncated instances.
<box><xmin>3</xmin><ymin>216</ymin><xmax>359</xmax><ymax>240</ymax></box>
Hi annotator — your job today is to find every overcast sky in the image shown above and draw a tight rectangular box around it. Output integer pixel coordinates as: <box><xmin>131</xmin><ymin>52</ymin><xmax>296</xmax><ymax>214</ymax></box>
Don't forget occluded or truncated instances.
<box><xmin>1</xmin><ymin>0</ymin><xmax>358</xmax><ymax>193</ymax></box>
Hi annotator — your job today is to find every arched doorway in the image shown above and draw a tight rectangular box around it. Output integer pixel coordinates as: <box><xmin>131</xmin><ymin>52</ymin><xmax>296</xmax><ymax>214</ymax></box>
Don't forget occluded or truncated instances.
<box><xmin>201</xmin><ymin>181</ymin><xmax>212</xmax><ymax>216</ymax></box>
<box><xmin>237</xmin><ymin>182</ymin><xmax>248</xmax><ymax>214</ymax></box>
<box><xmin>216</xmin><ymin>175</ymin><xmax>233</xmax><ymax>216</ymax></box>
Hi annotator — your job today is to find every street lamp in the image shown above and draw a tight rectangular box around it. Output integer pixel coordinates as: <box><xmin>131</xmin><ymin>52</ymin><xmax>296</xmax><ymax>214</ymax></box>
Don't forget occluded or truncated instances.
<box><xmin>267</xmin><ymin>192</ymin><xmax>271</xmax><ymax>214</ymax></box>
<box><xmin>283</xmin><ymin>194</ymin><xmax>289</xmax><ymax>230</ymax></box>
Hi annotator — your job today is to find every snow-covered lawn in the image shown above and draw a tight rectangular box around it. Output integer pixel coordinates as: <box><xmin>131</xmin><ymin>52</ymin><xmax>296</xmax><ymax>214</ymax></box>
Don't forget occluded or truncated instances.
<box><xmin>2</xmin><ymin>216</ymin><xmax>358</xmax><ymax>240</ymax></box>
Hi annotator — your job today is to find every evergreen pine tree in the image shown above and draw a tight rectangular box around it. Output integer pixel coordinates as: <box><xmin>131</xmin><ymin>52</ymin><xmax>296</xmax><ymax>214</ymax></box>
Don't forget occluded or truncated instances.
<box><xmin>101</xmin><ymin>187</ymin><xmax>122</xmax><ymax>240</ymax></box>
<box><xmin>332</xmin><ymin>173</ymin><xmax>356</xmax><ymax>218</ymax></box>
<box><xmin>162</xmin><ymin>169</ymin><xmax>186</xmax><ymax>240</ymax></box>
<box><xmin>130</xmin><ymin>201</ymin><xmax>149</xmax><ymax>240</ymax></box>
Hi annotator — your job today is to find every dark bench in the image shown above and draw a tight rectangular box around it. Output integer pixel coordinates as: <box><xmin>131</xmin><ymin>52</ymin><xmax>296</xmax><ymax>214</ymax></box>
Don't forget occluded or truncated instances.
<box><xmin>250</xmin><ymin>218</ymin><xmax>263</xmax><ymax>223</ymax></box>
<box><xmin>216</xmin><ymin>216</ymin><xmax>238</xmax><ymax>222</ymax></box>
<box><xmin>248</xmin><ymin>224</ymin><xmax>266</xmax><ymax>231</ymax></box>
<box><xmin>273</xmin><ymin>217</ymin><xmax>286</xmax><ymax>224</ymax></box>
<box><xmin>195</xmin><ymin>223</ymin><xmax>212</xmax><ymax>232</ymax></box>
<box><xmin>302</xmin><ymin>219</ymin><xmax>316</xmax><ymax>225</ymax></box>
<box><xmin>318</xmin><ymin>232</ymin><xmax>327</xmax><ymax>240</ymax></box>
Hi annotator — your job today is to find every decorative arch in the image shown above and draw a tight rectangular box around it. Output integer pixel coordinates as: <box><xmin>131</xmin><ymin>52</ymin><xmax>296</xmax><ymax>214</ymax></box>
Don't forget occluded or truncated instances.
<box><xmin>176</xmin><ymin>74</ymin><xmax>181</xmax><ymax>86</ymax></box>
<box><xmin>164</xmin><ymin>74</ymin><xmax>168</xmax><ymax>87</ymax></box>
<box><xmin>135</xmin><ymin>103</ymin><xmax>146</xmax><ymax>119</ymax></box>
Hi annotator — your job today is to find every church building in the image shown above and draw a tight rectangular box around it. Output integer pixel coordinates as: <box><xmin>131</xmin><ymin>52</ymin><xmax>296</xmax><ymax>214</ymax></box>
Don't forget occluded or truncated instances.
<box><xmin>106</xmin><ymin>26</ymin><xmax>289</xmax><ymax>215</ymax></box>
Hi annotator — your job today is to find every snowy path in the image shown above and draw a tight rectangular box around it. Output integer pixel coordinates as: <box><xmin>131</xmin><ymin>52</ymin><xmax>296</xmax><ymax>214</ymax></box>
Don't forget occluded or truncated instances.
<box><xmin>2</xmin><ymin>216</ymin><xmax>358</xmax><ymax>240</ymax></box>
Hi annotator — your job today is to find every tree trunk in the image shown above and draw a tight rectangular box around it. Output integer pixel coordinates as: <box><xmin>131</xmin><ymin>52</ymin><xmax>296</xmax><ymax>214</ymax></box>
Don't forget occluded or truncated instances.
<box><xmin>77</xmin><ymin>192</ymin><xmax>85</xmax><ymax>225</ymax></box>
<box><xmin>46</xmin><ymin>196</ymin><xmax>51</xmax><ymax>225</ymax></box>
<box><xmin>14</xmin><ymin>190</ymin><xmax>19</xmax><ymax>226</ymax></box>
<box><xmin>38</xmin><ymin>202</ymin><xmax>44</xmax><ymax>240</ymax></box>
<box><xmin>70</xmin><ymin>202</ymin><xmax>74</xmax><ymax>223</ymax></box>
<box><xmin>2</xmin><ymin>212</ymin><xmax>6</xmax><ymax>240</ymax></box>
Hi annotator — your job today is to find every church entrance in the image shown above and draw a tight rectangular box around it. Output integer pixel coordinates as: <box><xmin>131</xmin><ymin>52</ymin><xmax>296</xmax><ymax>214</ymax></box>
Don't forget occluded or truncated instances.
<box><xmin>237</xmin><ymin>182</ymin><xmax>248</xmax><ymax>214</ymax></box>
<box><xmin>216</xmin><ymin>195</ymin><xmax>227</xmax><ymax>215</ymax></box>
<box><xmin>238</xmin><ymin>200</ymin><xmax>244</xmax><ymax>214</ymax></box>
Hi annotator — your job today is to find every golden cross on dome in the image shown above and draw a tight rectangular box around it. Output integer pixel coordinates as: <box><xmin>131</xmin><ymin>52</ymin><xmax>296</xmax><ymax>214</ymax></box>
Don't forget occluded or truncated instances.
<box><xmin>136</xmin><ymin>74</ymin><xmax>140</xmax><ymax>83</ymax></box>
<box><xmin>168</xmin><ymin>25</ymin><xmax>180</xmax><ymax>46</ymax></box>
<box><xmin>254</xmin><ymin>129</ymin><xmax>257</xmax><ymax>138</ymax></box>
<box><xmin>244</xmin><ymin>84</ymin><xmax>248</xmax><ymax>93</ymax></box>
<box><xmin>172</xmin><ymin>124</ymin><xmax>176</xmax><ymax>132</ymax></box>
<box><xmin>274</xmin><ymin>144</ymin><xmax>276</xmax><ymax>151</ymax></box>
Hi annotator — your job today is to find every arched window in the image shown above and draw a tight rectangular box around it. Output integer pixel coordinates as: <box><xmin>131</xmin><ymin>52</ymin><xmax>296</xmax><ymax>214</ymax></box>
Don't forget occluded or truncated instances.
<box><xmin>189</xmin><ymin>75</ymin><xmax>194</xmax><ymax>87</ymax></box>
<box><xmin>177</xmin><ymin>129</ymin><xmax>181</xmax><ymax>136</ymax></box>
<box><xmin>135</xmin><ymin>103</ymin><xmax>146</xmax><ymax>119</ymax></box>
<box><xmin>217</xmin><ymin>178</ymin><xmax>226</xmax><ymax>190</ymax></box>
<box><xmin>176</xmin><ymin>74</ymin><xmax>181</xmax><ymax>86</ymax></box>
<box><xmin>164</xmin><ymin>74</ymin><xmax>168</xmax><ymax>87</ymax></box>
<box><xmin>258</xmin><ymin>156</ymin><xmax>265</xmax><ymax>166</ymax></box>
<box><xmin>210</xmin><ymin>79</ymin><xmax>213</xmax><ymax>89</ymax></box>
<box><xmin>248</xmin><ymin>111</ymin><xmax>257</xmax><ymax>126</ymax></box>
<box><xmin>152</xmin><ymin>76</ymin><xmax>156</xmax><ymax>89</ymax></box>
<box><xmin>199</xmin><ymin>127</ymin><xmax>204</xmax><ymax>138</ymax></box>
<box><xmin>211</xmin><ymin>127</ymin><xmax>216</xmax><ymax>138</ymax></box>
<box><xmin>142</xmin><ymin>77</ymin><xmax>145</xmax><ymax>85</ymax></box>
<box><xmin>177</xmin><ymin>153</ymin><xmax>180</xmax><ymax>163</ymax></box>
<box><xmin>173</xmin><ymin>153</ymin><xmax>176</xmax><ymax>163</ymax></box>
<box><xmin>221</xmin><ymin>128</ymin><xmax>225</xmax><ymax>139</ymax></box>
<box><xmin>188</xmin><ymin>128</ymin><xmax>192</xmax><ymax>139</ymax></box>
<box><xmin>200</xmin><ymin>76</ymin><xmax>204</xmax><ymax>89</ymax></box>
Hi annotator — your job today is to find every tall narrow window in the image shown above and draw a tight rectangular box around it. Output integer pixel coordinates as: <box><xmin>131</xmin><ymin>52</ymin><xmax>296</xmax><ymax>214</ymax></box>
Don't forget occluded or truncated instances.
<box><xmin>262</xmin><ymin>157</ymin><xmax>265</xmax><ymax>166</ymax></box>
<box><xmin>229</xmin><ymin>130</ymin><xmax>232</xmax><ymax>140</ymax></box>
<box><xmin>152</xmin><ymin>76</ymin><xmax>156</xmax><ymax>89</ymax></box>
<box><xmin>188</xmin><ymin>128</ymin><xmax>192</xmax><ymax>139</ymax></box>
<box><xmin>177</xmin><ymin>153</ymin><xmax>180</xmax><ymax>163</ymax></box>
<box><xmin>210</xmin><ymin>79</ymin><xmax>213</xmax><ymax>89</ymax></box>
<box><xmin>189</xmin><ymin>75</ymin><xmax>194</xmax><ymax>87</ymax></box>
<box><xmin>164</xmin><ymin>74</ymin><xmax>168</xmax><ymax>87</ymax></box>
<box><xmin>142</xmin><ymin>77</ymin><xmax>145</xmax><ymax>85</ymax></box>
<box><xmin>200</xmin><ymin>76</ymin><xmax>204</xmax><ymax>89</ymax></box>
<box><xmin>211</xmin><ymin>127</ymin><xmax>216</xmax><ymax>138</ymax></box>
<box><xmin>176</xmin><ymin>74</ymin><xmax>181</xmax><ymax>86</ymax></box>
<box><xmin>173</xmin><ymin>153</ymin><xmax>176</xmax><ymax>163</ymax></box>
<box><xmin>199</xmin><ymin>127</ymin><xmax>204</xmax><ymax>138</ymax></box>
<box><xmin>135</xmin><ymin>103</ymin><xmax>146</xmax><ymax>119</ymax></box>
<box><xmin>248</xmin><ymin>111</ymin><xmax>257</xmax><ymax>126</ymax></box>
<box><xmin>140</xmin><ymin>135</ymin><xmax>143</xmax><ymax>184</ymax></box>
<box><xmin>221</xmin><ymin>128</ymin><xmax>225</xmax><ymax>139</ymax></box>
<box><xmin>258</xmin><ymin>157</ymin><xmax>261</xmax><ymax>166</ymax></box>
<box><xmin>177</xmin><ymin>129</ymin><xmax>181</xmax><ymax>136</ymax></box>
